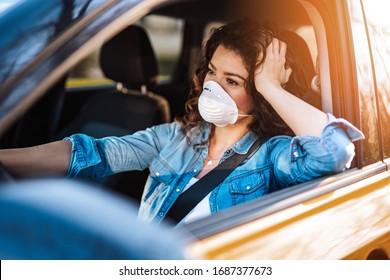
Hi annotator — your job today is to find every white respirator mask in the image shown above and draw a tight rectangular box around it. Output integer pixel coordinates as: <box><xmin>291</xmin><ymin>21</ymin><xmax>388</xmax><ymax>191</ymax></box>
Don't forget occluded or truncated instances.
<box><xmin>198</xmin><ymin>80</ymin><xmax>250</xmax><ymax>127</ymax></box>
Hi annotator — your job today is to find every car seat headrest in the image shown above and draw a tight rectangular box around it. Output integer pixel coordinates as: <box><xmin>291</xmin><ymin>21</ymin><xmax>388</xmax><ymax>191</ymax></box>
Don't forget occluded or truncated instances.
<box><xmin>276</xmin><ymin>29</ymin><xmax>321</xmax><ymax>108</ymax></box>
<box><xmin>100</xmin><ymin>25</ymin><xmax>159</xmax><ymax>90</ymax></box>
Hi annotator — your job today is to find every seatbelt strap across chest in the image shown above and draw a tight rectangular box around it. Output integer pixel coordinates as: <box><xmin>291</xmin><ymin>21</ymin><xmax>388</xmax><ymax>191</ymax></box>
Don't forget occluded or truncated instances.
<box><xmin>165</xmin><ymin>137</ymin><xmax>266</xmax><ymax>223</ymax></box>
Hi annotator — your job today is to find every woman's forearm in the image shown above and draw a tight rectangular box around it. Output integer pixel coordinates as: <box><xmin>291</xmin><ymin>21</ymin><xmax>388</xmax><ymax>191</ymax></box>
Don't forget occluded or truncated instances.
<box><xmin>0</xmin><ymin>140</ymin><xmax>72</xmax><ymax>177</ymax></box>
<box><xmin>259</xmin><ymin>83</ymin><xmax>328</xmax><ymax>136</ymax></box>
<box><xmin>255</xmin><ymin>39</ymin><xmax>328</xmax><ymax>136</ymax></box>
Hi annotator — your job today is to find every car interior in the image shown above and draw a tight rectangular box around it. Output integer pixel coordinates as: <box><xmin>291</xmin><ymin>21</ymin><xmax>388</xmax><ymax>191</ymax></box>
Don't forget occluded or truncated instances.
<box><xmin>53</xmin><ymin>25</ymin><xmax>172</xmax><ymax>201</ymax></box>
<box><xmin>0</xmin><ymin>0</ymin><xmax>328</xmax><ymax>204</ymax></box>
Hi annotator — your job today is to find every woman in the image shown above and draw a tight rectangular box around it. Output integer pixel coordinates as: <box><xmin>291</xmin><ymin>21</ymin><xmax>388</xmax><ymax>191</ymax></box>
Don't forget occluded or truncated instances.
<box><xmin>0</xmin><ymin>19</ymin><xmax>364</xmax><ymax>224</ymax></box>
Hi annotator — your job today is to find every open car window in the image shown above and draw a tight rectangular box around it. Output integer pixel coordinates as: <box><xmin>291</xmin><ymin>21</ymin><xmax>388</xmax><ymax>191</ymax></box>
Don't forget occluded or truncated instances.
<box><xmin>67</xmin><ymin>15</ymin><xmax>185</xmax><ymax>89</ymax></box>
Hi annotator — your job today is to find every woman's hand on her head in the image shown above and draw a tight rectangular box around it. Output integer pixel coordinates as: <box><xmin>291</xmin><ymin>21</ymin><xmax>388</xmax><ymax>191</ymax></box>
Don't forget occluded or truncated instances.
<box><xmin>253</xmin><ymin>39</ymin><xmax>327</xmax><ymax>137</ymax></box>
<box><xmin>255</xmin><ymin>38</ymin><xmax>292</xmax><ymax>94</ymax></box>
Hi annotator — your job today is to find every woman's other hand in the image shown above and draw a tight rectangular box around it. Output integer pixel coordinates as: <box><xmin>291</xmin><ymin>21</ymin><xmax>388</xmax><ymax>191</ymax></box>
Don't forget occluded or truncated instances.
<box><xmin>255</xmin><ymin>38</ymin><xmax>292</xmax><ymax>93</ymax></box>
<box><xmin>253</xmin><ymin>38</ymin><xmax>327</xmax><ymax>136</ymax></box>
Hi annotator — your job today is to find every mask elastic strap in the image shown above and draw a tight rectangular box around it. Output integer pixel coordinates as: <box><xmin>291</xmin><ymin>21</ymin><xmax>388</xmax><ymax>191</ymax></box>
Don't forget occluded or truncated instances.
<box><xmin>237</xmin><ymin>113</ymin><xmax>252</xmax><ymax>117</ymax></box>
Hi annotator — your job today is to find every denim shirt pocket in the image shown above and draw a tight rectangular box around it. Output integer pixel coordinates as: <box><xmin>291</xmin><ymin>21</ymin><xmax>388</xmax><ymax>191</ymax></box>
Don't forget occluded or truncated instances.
<box><xmin>143</xmin><ymin>157</ymin><xmax>176</xmax><ymax>205</ymax></box>
<box><xmin>228</xmin><ymin>169</ymin><xmax>268</xmax><ymax>205</ymax></box>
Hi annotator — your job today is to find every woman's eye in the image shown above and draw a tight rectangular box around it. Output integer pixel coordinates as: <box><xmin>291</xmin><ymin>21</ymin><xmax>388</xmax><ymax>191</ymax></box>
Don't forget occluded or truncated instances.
<box><xmin>207</xmin><ymin>68</ymin><xmax>215</xmax><ymax>75</ymax></box>
<box><xmin>227</xmin><ymin>78</ymin><xmax>238</xmax><ymax>86</ymax></box>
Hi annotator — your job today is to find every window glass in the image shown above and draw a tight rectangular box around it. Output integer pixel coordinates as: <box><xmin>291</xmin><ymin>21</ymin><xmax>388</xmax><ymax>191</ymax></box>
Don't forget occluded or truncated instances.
<box><xmin>68</xmin><ymin>15</ymin><xmax>184</xmax><ymax>87</ymax></box>
<box><xmin>0</xmin><ymin>0</ymin><xmax>20</xmax><ymax>15</ymax></box>
<box><xmin>361</xmin><ymin>0</ymin><xmax>390</xmax><ymax>159</ymax></box>
<box><xmin>0</xmin><ymin>0</ymin><xmax>107</xmax><ymax>86</ymax></box>
<box><xmin>67</xmin><ymin>48</ymin><xmax>110</xmax><ymax>88</ymax></box>
<box><xmin>347</xmin><ymin>0</ymin><xmax>382</xmax><ymax>164</ymax></box>
<box><xmin>203</xmin><ymin>21</ymin><xmax>224</xmax><ymax>40</ymax></box>
<box><xmin>138</xmin><ymin>15</ymin><xmax>184</xmax><ymax>81</ymax></box>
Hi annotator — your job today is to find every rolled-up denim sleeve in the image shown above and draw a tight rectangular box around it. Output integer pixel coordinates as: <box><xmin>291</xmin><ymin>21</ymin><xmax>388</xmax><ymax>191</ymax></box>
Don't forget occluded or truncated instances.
<box><xmin>272</xmin><ymin>113</ymin><xmax>365</xmax><ymax>188</ymax></box>
<box><xmin>64</xmin><ymin>122</ymin><xmax>180</xmax><ymax>179</ymax></box>
<box><xmin>64</xmin><ymin>134</ymin><xmax>108</xmax><ymax>178</ymax></box>
<box><xmin>64</xmin><ymin>132</ymin><xmax>155</xmax><ymax>179</ymax></box>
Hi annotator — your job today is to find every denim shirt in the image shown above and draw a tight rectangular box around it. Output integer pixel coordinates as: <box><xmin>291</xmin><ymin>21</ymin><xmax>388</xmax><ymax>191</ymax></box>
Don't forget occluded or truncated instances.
<box><xmin>65</xmin><ymin>114</ymin><xmax>364</xmax><ymax>224</ymax></box>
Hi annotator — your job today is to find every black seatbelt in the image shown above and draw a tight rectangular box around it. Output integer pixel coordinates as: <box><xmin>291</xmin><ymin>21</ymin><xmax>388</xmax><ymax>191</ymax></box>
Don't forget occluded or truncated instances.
<box><xmin>165</xmin><ymin>137</ymin><xmax>266</xmax><ymax>223</ymax></box>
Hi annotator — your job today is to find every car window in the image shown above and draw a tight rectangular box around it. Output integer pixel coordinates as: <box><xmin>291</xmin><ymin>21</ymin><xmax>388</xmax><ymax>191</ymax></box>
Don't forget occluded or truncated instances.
<box><xmin>138</xmin><ymin>15</ymin><xmax>184</xmax><ymax>81</ymax></box>
<box><xmin>347</xmin><ymin>0</ymin><xmax>389</xmax><ymax>164</ymax></box>
<box><xmin>361</xmin><ymin>0</ymin><xmax>390</xmax><ymax>159</ymax></box>
<box><xmin>0</xmin><ymin>0</ymin><xmax>20</xmax><ymax>15</ymax></box>
<box><xmin>67</xmin><ymin>15</ymin><xmax>184</xmax><ymax>88</ymax></box>
<box><xmin>203</xmin><ymin>21</ymin><xmax>224</xmax><ymax>40</ymax></box>
<box><xmin>0</xmin><ymin>0</ymin><xmax>107</xmax><ymax>87</ymax></box>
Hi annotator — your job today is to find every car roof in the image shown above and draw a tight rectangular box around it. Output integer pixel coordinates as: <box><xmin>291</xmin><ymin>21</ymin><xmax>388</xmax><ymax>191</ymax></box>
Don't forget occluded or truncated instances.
<box><xmin>154</xmin><ymin>0</ymin><xmax>310</xmax><ymax>27</ymax></box>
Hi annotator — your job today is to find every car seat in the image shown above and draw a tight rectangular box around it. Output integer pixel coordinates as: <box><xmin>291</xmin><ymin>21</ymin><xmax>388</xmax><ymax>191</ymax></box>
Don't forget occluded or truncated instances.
<box><xmin>55</xmin><ymin>25</ymin><xmax>171</xmax><ymax>202</ymax></box>
<box><xmin>277</xmin><ymin>29</ymin><xmax>321</xmax><ymax>109</ymax></box>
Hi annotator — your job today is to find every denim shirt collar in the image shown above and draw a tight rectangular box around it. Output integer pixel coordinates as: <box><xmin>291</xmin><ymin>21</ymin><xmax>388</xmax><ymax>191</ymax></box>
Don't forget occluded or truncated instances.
<box><xmin>231</xmin><ymin>130</ymin><xmax>259</xmax><ymax>154</ymax></box>
<box><xmin>190</xmin><ymin>122</ymin><xmax>259</xmax><ymax>155</ymax></box>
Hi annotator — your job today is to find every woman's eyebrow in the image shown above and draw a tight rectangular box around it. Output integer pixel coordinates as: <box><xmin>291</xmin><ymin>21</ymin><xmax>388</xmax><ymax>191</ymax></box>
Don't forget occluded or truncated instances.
<box><xmin>209</xmin><ymin>61</ymin><xmax>247</xmax><ymax>82</ymax></box>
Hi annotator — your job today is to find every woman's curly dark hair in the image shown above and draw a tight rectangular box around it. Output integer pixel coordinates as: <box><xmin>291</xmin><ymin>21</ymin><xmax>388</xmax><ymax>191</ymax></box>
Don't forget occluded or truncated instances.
<box><xmin>177</xmin><ymin>19</ymin><xmax>295</xmax><ymax>137</ymax></box>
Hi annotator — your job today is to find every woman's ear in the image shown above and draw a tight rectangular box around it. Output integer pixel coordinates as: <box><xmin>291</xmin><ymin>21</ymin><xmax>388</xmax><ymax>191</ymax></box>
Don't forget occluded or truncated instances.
<box><xmin>310</xmin><ymin>75</ymin><xmax>321</xmax><ymax>94</ymax></box>
<box><xmin>281</xmin><ymin>66</ymin><xmax>293</xmax><ymax>87</ymax></box>
<box><xmin>285</xmin><ymin>67</ymin><xmax>293</xmax><ymax>83</ymax></box>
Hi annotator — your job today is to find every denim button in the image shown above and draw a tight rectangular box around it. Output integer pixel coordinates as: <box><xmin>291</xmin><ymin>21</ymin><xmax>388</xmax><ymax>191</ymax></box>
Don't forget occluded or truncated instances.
<box><xmin>155</xmin><ymin>172</ymin><xmax>160</xmax><ymax>176</ymax></box>
<box><xmin>293</xmin><ymin>151</ymin><xmax>299</xmax><ymax>157</ymax></box>
<box><xmin>176</xmin><ymin>188</ymin><xmax>180</xmax><ymax>192</ymax></box>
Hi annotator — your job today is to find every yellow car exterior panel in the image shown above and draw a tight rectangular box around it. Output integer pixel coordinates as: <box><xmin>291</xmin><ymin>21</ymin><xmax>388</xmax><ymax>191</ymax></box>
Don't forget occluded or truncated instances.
<box><xmin>190</xmin><ymin>172</ymin><xmax>390</xmax><ymax>259</ymax></box>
